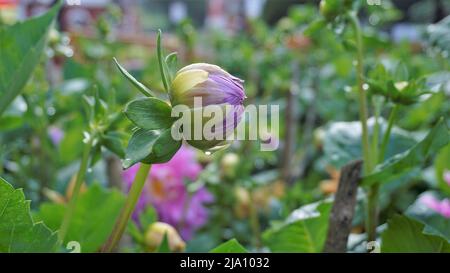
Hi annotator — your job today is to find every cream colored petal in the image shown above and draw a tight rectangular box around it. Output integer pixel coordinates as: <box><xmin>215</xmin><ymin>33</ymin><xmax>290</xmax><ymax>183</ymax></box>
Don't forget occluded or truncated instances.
<box><xmin>178</xmin><ymin>63</ymin><xmax>226</xmax><ymax>75</ymax></box>
<box><xmin>171</xmin><ymin>69</ymin><xmax>208</xmax><ymax>96</ymax></box>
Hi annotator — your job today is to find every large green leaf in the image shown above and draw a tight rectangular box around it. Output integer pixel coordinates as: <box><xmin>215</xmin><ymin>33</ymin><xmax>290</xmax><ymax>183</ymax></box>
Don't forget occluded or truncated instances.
<box><xmin>123</xmin><ymin>128</ymin><xmax>181</xmax><ymax>169</ymax></box>
<box><xmin>0</xmin><ymin>177</ymin><xmax>58</xmax><ymax>253</ymax></box>
<box><xmin>363</xmin><ymin>119</ymin><xmax>450</xmax><ymax>186</ymax></box>
<box><xmin>262</xmin><ymin>202</ymin><xmax>331</xmax><ymax>253</ymax></box>
<box><xmin>124</xmin><ymin>97</ymin><xmax>175</xmax><ymax>130</ymax></box>
<box><xmin>322</xmin><ymin>119</ymin><xmax>416</xmax><ymax>169</ymax></box>
<box><xmin>0</xmin><ymin>3</ymin><xmax>61</xmax><ymax>116</ymax></box>
<box><xmin>35</xmin><ymin>184</ymin><xmax>125</xmax><ymax>253</ymax></box>
<box><xmin>426</xmin><ymin>15</ymin><xmax>450</xmax><ymax>53</ymax></box>
<box><xmin>381</xmin><ymin>214</ymin><xmax>450</xmax><ymax>253</ymax></box>
<box><xmin>209</xmin><ymin>239</ymin><xmax>248</xmax><ymax>253</ymax></box>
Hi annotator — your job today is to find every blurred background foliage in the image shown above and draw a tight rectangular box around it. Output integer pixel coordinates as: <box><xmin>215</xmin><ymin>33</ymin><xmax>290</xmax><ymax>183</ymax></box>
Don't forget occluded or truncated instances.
<box><xmin>0</xmin><ymin>0</ymin><xmax>449</xmax><ymax>252</ymax></box>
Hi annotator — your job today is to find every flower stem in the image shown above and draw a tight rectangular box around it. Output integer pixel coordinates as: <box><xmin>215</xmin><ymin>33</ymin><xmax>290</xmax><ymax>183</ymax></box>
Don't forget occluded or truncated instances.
<box><xmin>58</xmin><ymin>137</ymin><xmax>94</xmax><ymax>243</ymax></box>
<box><xmin>366</xmin><ymin>182</ymin><xmax>379</xmax><ymax>242</ymax></box>
<box><xmin>379</xmin><ymin>105</ymin><xmax>399</xmax><ymax>162</ymax></box>
<box><xmin>365</xmin><ymin>105</ymin><xmax>399</xmax><ymax>242</ymax></box>
<box><xmin>249</xmin><ymin>191</ymin><xmax>262</xmax><ymax>249</ymax></box>
<box><xmin>348</xmin><ymin>12</ymin><xmax>372</xmax><ymax>174</ymax></box>
<box><xmin>102</xmin><ymin>163</ymin><xmax>151</xmax><ymax>252</ymax></box>
<box><xmin>348</xmin><ymin>12</ymin><xmax>379</xmax><ymax>243</ymax></box>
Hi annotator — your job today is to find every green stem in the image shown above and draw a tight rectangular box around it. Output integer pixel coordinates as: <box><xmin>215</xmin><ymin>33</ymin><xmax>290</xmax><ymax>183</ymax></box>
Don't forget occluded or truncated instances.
<box><xmin>102</xmin><ymin>163</ymin><xmax>151</xmax><ymax>252</ymax></box>
<box><xmin>348</xmin><ymin>12</ymin><xmax>378</xmax><ymax>243</ymax></box>
<box><xmin>366</xmin><ymin>183</ymin><xmax>379</xmax><ymax>242</ymax></box>
<box><xmin>58</xmin><ymin>137</ymin><xmax>94</xmax><ymax>243</ymax></box>
<box><xmin>371</xmin><ymin>98</ymin><xmax>382</xmax><ymax>165</ymax></box>
<box><xmin>348</xmin><ymin>12</ymin><xmax>372</xmax><ymax>174</ymax></box>
<box><xmin>249</xmin><ymin>190</ymin><xmax>262</xmax><ymax>249</ymax></box>
<box><xmin>379</xmin><ymin>105</ymin><xmax>399</xmax><ymax>162</ymax></box>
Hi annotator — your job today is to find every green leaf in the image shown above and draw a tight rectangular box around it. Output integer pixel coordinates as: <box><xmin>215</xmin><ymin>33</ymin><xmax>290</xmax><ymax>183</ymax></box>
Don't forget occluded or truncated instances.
<box><xmin>363</xmin><ymin>119</ymin><xmax>450</xmax><ymax>186</ymax></box>
<box><xmin>127</xmin><ymin>221</ymin><xmax>144</xmax><ymax>244</ymax></box>
<box><xmin>381</xmin><ymin>215</ymin><xmax>450</xmax><ymax>253</ymax></box>
<box><xmin>113</xmin><ymin>58</ymin><xmax>155</xmax><ymax>97</ymax></box>
<box><xmin>123</xmin><ymin>128</ymin><xmax>182</xmax><ymax>169</ymax></box>
<box><xmin>406</xmin><ymin>192</ymin><xmax>450</xmax><ymax>242</ymax></box>
<box><xmin>426</xmin><ymin>16</ymin><xmax>450</xmax><ymax>53</ymax></box>
<box><xmin>156</xmin><ymin>232</ymin><xmax>171</xmax><ymax>253</ymax></box>
<box><xmin>138</xmin><ymin>206</ymin><xmax>158</xmax><ymax>230</ymax></box>
<box><xmin>209</xmin><ymin>239</ymin><xmax>248</xmax><ymax>253</ymax></box>
<box><xmin>35</xmin><ymin>184</ymin><xmax>126</xmax><ymax>253</ymax></box>
<box><xmin>124</xmin><ymin>97</ymin><xmax>175</xmax><ymax>130</ymax></box>
<box><xmin>157</xmin><ymin>29</ymin><xmax>170</xmax><ymax>92</ymax></box>
<box><xmin>165</xmin><ymin>52</ymin><xmax>178</xmax><ymax>80</ymax></box>
<box><xmin>304</xmin><ymin>18</ymin><xmax>326</xmax><ymax>36</ymax></box>
<box><xmin>0</xmin><ymin>177</ymin><xmax>58</xmax><ymax>253</ymax></box>
<box><xmin>434</xmin><ymin>144</ymin><xmax>450</xmax><ymax>195</ymax></box>
<box><xmin>262</xmin><ymin>201</ymin><xmax>331</xmax><ymax>253</ymax></box>
<box><xmin>101</xmin><ymin>131</ymin><xmax>127</xmax><ymax>158</ymax></box>
<box><xmin>322</xmin><ymin>119</ymin><xmax>416</xmax><ymax>169</ymax></box>
<box><xmin>0</xmin><ymin>3</ymin><xmax>61</xmax><ymax>116</ymax></box>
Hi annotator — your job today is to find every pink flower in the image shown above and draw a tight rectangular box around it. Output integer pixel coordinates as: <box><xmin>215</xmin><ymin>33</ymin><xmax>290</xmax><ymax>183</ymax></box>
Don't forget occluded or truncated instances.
<box><xmin>419</xmin><ymin>193</ymin><xmax>450</xmax><ymax>219</ymax></box>
<box><xmin>48</xmin><ymin>126</ymin><xmax>64</xmax><ymax>146</ymax></box>
<box><xmin>122</xmin><ymin>146</ymin><xmax>213</xmax><ymax>239</ymax></box>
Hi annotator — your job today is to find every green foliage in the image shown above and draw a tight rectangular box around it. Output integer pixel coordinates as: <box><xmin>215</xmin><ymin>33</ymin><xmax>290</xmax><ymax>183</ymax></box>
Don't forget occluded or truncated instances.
<box><xmin>156</xmin><ymin>233</ymin><xmax>171</xmax><ymax>253</ymax></box>
<box><xmin>209</xmin><ymin>239</ymin><xmax>248</xmax><ymax>253</ymax></box>
<box><xmin>322</xmin><ymin>119</ymin><xmax>416</xmax><ymax>168</ymax></box>
<box><xmin>123</xmin><ymin>128</ymin><xmax>182</xmax><ymax>169</ymax></box>
<box><xmin>156</xmin><ymin>30</ymin><xmax>171</xmax><ymax>92</ymax></box>
<box><xmin>381</xmin><ymin>215</ymin><xmax>450</xmax><ymax>253</ymax></box>
<box><xmin>113</xmin><ymin>58</ymin><xmax>155</xmax><ymax>97</ymax></box>
<box><xmin>0</xmin><ymin>3</ymin><xmax>61</xmax><ymax>116</ymax></box>
<box><xmin>426</xmin><ymin>15</ymin><xmax>450</xmax><ymax>55</ymax></box>
<box><xmin>434</xmin><ymin>144</ymin><xmax>450</xmax><ymax>195</ymax></box>
<box><xmin>0</xmin><ymin>177</ymin><xmax>58</xmax><ymax>253</ymax></box>
<box><xmin>406</xmin><ymin>193</ymin><xmax>450</xmax><ymax>242</ymax></box>
<box><xmin>363</xmin><ymin>119</ymin><xmax>450</xmax><ymax>186</ymax></box>
<box><xmin>35</xmin><ymin>184</ymin><xmax>125</xmax><ymax>253</ymax></box>
<box><xmin>124</xmin><ymin>97</ymin><xmax>175</xmax><ymax>130</ymax></box>
<box><xmin>263</xmin><ymin>202</ymin><xmax>331</xmax><ymax>253</ymax></box>
<box><xmin>366</xmin><ymin>62</ymin><xmax>431</xmax><ymax>105</ymax></box>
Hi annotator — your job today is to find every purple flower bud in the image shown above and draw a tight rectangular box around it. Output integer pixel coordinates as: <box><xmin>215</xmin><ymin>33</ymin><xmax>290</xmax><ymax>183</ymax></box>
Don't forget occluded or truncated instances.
<box><xmin>170</xmin><ymin>63</ymin><xmax>246</xmax><ymax>151</ymax></box>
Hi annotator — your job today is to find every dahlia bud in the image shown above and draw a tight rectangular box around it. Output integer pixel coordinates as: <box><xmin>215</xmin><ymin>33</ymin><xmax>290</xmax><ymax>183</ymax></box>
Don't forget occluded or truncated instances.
<box><xmin>144</xmin><ymin>222</ymin><xmax>186</xmax><ymax>252</ymax></box>
<box><xmin>170</xmin><ymin>63</ymin><xmax>246</xmax><ymax>151</ymax></box>
<box><xmin>221</xmin><ymin>152</ymin><xmax>240</xmax><ymax>178</ymax></box>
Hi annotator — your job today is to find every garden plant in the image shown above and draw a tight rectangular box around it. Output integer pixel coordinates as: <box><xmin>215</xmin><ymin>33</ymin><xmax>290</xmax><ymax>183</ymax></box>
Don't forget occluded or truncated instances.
<box><xmin>0</xmin><ymin>0</ymin><xmax>449</xmax><ymax>255</ymax></box>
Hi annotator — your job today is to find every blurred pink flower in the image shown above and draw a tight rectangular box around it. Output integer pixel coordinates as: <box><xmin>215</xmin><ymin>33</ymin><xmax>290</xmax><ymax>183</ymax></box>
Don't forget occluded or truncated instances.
<box><xmin>419</xmin><ymin>193</ymin><xmax>450</xmax><ymax>218</ymax></box>
<box><xmin>122</xmin><ymin>146</ymin><xmax>213</xmax><ymax>239</ymax></box>
<box><xmin>48</xmin><ymin>126</ymin><xmax>64</xmax><ymax>146</ymax></box>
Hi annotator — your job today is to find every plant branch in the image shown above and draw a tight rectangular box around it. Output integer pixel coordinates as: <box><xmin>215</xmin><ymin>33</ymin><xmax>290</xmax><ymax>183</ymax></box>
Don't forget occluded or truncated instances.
<box><xmin>379</xmin><ymin>104</ymin><xmax>399</xmax><ymax>162</ymax></box>
<box><xmin>102</xmin><ymin>163</ymin><xmax>152</xmax><ymax>252</ymax></box>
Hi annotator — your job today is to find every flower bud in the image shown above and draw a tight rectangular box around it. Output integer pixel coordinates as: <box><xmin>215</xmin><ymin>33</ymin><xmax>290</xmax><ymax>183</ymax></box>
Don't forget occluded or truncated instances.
<box><xmin>319</xmin><ymin>0</ymin><xmax>352</xmax><ymax>22</ymax></box>
<box><xmin>394</xmin><ymin>81</ymin><xmax>408</xmax><ymax>91</ymax></box>
<box><xmin>319</xmin><ymin>0</ymin><xmax>340</xmax><ymax>21</ymax></box>
<box><xmin>170</xmin><ymin>63</ymin><xmax>246</xmax><ymax>151</ymax></box>
<box><xmin>221</xmin><ymin>152</ymin><xmax>239</xmax><ymax>178</ymax></box>
<box><xmin>144</xmin><ymin>222</ymin><xmax>186</xmax><ymax>252</ymax></box>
